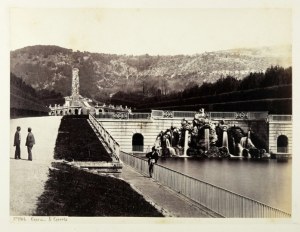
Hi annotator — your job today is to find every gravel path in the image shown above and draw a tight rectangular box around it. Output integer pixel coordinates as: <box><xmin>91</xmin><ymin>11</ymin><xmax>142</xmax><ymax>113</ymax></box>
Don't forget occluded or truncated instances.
<box><xmin>10</xmin><ymin>116</ymin><xmax>62</xmax><ymax>216</ymax></box>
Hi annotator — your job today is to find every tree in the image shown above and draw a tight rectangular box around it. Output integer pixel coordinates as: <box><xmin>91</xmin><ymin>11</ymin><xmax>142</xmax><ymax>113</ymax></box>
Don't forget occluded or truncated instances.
<box><xmin>239</xmin><ymin>72</ymin><xmax>264</xmax><ymax>90</ymax></box>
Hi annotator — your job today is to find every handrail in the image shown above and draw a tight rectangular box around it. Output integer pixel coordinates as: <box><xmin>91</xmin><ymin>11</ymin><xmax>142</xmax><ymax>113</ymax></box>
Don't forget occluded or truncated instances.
<box><xmin>88</xmin><ymin>114</ymin><xmax>120</xmax><ymax>160</ymax></box>
<box><xmin>120</xmin><ymin>152</ymin><xmax>291</xmax><ymax>218</ymax></box>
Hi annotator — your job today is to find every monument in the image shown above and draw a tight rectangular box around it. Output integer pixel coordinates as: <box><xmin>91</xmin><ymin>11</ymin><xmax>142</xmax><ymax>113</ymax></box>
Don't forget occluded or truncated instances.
<box><xmin>48</xmin><ymin>68</ymin><xmax>131</xmax><ymax>116</ymax></box>
<box><xmin>71</xmin><ymin>68</ymin><xmax>80</xmax><ymax>105</ymax></box>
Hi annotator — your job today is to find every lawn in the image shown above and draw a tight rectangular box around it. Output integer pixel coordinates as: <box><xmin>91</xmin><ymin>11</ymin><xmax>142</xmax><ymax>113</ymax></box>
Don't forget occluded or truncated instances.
<box><xmin>54</xmin><ymin>115</ymin><xmax>112</xmax><ymax>162</ymax></box>
<box><xmin>34</xmin><ymin>162</ymin><xmax>163</xmax><ymax>217</ymax></box>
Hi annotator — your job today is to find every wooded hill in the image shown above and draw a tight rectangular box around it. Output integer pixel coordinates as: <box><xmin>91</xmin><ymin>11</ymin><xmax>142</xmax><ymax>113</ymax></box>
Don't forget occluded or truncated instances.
<box><xmin>116</xmin><ymin>66</ymin><xmax>292</xmax><ymax>114</ymax></box>
<box><xmin>10</xmin><ymin>45</ymin><xmax>291</xmax><ymax>104</ymax></box>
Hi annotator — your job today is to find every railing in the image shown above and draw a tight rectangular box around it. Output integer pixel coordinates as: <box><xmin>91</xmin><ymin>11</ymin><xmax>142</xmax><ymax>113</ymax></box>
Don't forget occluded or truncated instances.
<box><xmin>209</xmin><ymin>111</ymin><xmax>268</xmax><ymax>121</ymax></box>
<box><xmin>120</xmin><ymin>152</ymin><xmax>291</xmax><ymax>218</ymax></box>
<box><xmin>173</xmin><ymin>111</ymin><xmax>197</xmax><ymax>118</ymax></box>
<box><xmin>129</xmin><ymin>113</ymin><xmax>151</xmax><ymax>119</ymax></box>
<box><xmin>151</xmin><ymin>110</ymin><xmax>196</xmax><ymax>119</ymax></box>
<box><xmin>248</xmin><ymin>111</ymin><xmax>268</xmax><ymax>120</ymax></box>
<box><xmin>95</xmin><ymin>112</ymin><xmax>151</xmax><ymax>120</ymax></box>
<box><xmin>151</xmin><ymin>110</ymin><xmax>164</xmax><ymax>118</ymax></box>
<box><xmin>269</xmin><ymin>115</ymin><xmax>292</xmax><ymax>122</ymax></box>
<box><xmin>89</xmin><ymin>114</ymin><xmax>120</xmax><ymax>160</ymax></box>
<box><xmin>209</xmin><ymin>112</ymin><xmax>236</xmax><ymax>120</ymax></box>
<box><xmin>93</xmin><ymin>110</ymin><xmax>276</xmax><ymax>122</ymax></box>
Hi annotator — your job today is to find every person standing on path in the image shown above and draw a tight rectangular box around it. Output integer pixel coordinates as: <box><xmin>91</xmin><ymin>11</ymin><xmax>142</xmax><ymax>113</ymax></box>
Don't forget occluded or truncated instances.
<box><xmin>146</xmin><ymin>146</ymin><xmax>159</xmax><ymax>178</ymax></box>
<box><xmin>25</xmin><ymin>127</ymin><xmax>35</xmax><ymax>161</ymax></box>
<box><xmin>14</xmin><ymin>126</ymin><xmax>21</xmax><ymax>159</ymax></box>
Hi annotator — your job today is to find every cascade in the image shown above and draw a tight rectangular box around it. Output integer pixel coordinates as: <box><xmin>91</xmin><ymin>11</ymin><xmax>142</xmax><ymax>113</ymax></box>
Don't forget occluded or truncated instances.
<box><xmin>222</xmin><ymin>130</ymin><xmax>229</xmax><ymax>149</ymax></box>
<box><xmin>204</xmin><ymin>128</ymin><xmax>210</xmax><ymax>151</ymax></box>
<box><xmin>183</xmin><ymin>130</ymin><xmax>189</xmax><ymax>157</ymax></box>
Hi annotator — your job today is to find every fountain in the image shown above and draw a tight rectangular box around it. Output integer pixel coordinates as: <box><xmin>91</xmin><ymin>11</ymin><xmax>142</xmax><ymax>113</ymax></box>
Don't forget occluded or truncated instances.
<box><xmin>154</xmin><ymin>111</ymin><xmax>269</xmax><ymax>160</ymax></box>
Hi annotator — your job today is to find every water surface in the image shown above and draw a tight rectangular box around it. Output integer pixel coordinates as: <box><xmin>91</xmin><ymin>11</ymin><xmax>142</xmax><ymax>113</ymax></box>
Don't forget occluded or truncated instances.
<box><xmin>157</xmin><ymin>157</ymin><xmax>291</xmax><ymax>213</ymax></box>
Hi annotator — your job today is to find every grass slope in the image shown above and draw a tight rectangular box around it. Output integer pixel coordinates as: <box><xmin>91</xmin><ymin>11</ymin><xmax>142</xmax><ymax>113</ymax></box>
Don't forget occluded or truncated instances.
<box><xmin>54</xmin><ymin>116</ymin><xmax>112</xmax><ymax>162</ymax></box>
<box><xmin>34</xmin><ymin>162</ymin><xmax>163</xmax><ymax>217</ymax></box>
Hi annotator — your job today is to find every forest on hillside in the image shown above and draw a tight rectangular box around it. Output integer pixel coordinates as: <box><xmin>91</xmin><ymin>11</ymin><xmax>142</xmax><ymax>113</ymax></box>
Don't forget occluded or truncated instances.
<box><xmin>11</xmin><ymin>73</ymin><xmax>65</xmax><ymax>106</ymax></box>
<box><xmin>11</xmin><ymin>45</ymin><xmax>291</xmax><ymax>104</ymax></box>
<box><xmin>111</xmin><ymin>66</ymin><xmax>292</xmax><ymax>114</ymax></box>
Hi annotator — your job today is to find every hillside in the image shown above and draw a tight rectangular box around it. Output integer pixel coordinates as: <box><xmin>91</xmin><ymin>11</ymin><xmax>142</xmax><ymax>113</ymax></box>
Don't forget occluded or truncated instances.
<box><xmin>10</xmin><ymin>45</ymin><xmax>291</xmax><ymax>102</ymax></box>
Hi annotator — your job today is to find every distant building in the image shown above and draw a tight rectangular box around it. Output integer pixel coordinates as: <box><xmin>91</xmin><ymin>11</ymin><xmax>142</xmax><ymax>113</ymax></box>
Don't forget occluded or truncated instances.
<box><xmin>49</xmin><ymin>68</ymin><xmax>131</xmax><ymax>116</ymax></box>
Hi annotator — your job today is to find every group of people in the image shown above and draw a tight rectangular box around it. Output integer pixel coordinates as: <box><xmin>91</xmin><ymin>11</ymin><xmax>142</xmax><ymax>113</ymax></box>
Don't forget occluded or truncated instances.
<box><xmin>13</xmin><ymin>126</ymin><xmax>35</xmax><ymax>161</ymax></box>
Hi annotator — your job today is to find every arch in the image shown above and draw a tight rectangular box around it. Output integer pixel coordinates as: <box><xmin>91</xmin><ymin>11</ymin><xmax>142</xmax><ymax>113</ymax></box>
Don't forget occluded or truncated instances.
<box><xmin>132</xmin><ymin>133</ymin><xmax>144</xmax><ymax>152</ymax></box>
<box><xmin>277</xmin><ymin>135</ymin><xmax>288</xmax><ymax>153</ymax></box>
<box><xmin>75</xmin><ymin>109</ymin><xmax>79</xmax><ymax>115</ymax></box>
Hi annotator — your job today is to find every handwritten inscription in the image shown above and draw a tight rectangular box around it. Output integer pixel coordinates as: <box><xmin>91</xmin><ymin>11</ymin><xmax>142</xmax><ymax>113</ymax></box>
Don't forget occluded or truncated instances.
<box><xmin>12</xmin><ymin>216</ymin><xmax>68</xmax><ymax>223</ymax></box>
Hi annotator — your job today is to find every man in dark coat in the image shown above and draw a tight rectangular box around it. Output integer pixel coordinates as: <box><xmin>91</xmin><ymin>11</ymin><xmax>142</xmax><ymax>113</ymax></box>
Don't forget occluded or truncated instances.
<box><xmin>146</xmin><ymin>146</ymin><xmax>159</xmax><ymax>178</ymax></box>
<box><xmin>14</xmin><ymin>126</ymin><xmax>21</xmax><ymax>159</ymax></box>
<box><xmin>25</xmin><ymin>127</ymin><xmax>35</xmax><ymax>161</ymax></box>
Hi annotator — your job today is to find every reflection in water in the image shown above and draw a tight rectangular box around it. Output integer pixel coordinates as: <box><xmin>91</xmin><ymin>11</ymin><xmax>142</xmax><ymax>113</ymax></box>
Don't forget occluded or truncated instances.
<box><xmin>157</xmin><ymin>157</ymin><xmax>291</xmax><ymax>213</ymax></box>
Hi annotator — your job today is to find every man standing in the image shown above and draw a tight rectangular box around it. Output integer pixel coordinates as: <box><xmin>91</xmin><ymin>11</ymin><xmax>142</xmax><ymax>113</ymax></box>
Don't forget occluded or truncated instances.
<box><xmin>25</xmin><ymin>127</ymin><xmax>35</xmax><ymax>161</ymax></box>
<box><xmin>14</xmin><ymin>126</ymin><xmax>21</xmax><ymax>159</ymax></box>
<box><xmin>146</xmin><ymin>146</ymin><xmax>159</xmax><ymax>178</ymax></box>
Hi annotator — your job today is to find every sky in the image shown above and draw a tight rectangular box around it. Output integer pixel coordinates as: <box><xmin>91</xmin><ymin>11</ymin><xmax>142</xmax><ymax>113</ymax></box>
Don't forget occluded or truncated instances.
<box><xmin>10</xmin><ymin>8</ymin><xmax>292</xmax><ymax>55</ymax></box>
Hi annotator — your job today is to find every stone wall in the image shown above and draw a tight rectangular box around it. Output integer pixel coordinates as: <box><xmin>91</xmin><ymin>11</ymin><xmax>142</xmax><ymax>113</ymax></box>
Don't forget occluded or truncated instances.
<box><xmin>100</xmin><ymin>119</ymin><xmax>183</xmax><ymax>153</ymax></box>
<box><xmin>99</xmin><ymin>111</ymin><xmax>292</xmax><ymax>155</ymax></box>
<box><xmin>100</xmin><ymin>118</ymin><xmax>271</xmax><ymax>153</ymax></box>
<box><xmin>269</xmin><ymin>122</ymin><xmax>292</xmax><ymax>154</ymax></box>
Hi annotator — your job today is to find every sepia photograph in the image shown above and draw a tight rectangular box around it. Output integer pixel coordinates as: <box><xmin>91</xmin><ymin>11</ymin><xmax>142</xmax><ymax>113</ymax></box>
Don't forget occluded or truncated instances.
<box><xmin>2</xmin><ymin>0</ymin><xmax>300</xmax><ymax>230</ymax></box>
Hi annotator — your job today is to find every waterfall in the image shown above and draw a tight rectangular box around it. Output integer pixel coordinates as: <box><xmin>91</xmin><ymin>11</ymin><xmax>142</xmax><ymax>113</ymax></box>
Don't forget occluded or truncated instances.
<box><xmin>222</xmin><ymin>130</ymin><xmax>229</xmax><ymax>149</ymax></box>
<box><xmin>183</xmin><ymin>130</ymin><xmax>189</xmax><ymax>157</ymax></box>
<box><xmin>204</xmin><ymin>128</ymin><xmax>210</xmax><ymax>151</ymax></box>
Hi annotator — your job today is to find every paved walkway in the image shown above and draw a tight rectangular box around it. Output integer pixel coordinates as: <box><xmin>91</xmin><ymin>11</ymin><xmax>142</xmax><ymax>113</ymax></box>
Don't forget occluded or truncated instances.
<box><xmin>120</xmin><ymin>165</ymin><xmax>219</xmax><ymax>218</ymax></box>
<box><xmin>10</xmin><ymin>116</ymin><xmax>62</xmax><ymax>215</ymax></box>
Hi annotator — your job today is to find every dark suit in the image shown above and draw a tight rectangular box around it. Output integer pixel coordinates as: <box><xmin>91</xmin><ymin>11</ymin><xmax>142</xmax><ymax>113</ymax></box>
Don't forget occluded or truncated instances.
<box><xmin>14</xmin><ymin>131</ymin><xmax>21</xmax><ymax>159</ymax></box>
<box><xmin>26</xmin><ymin>132</ymin><xmax>35</xmax><ymax>161</ymax></box>
<box><xmin>146</xmin><ymin>150</ymin><xmax>159</xmax><ymax>177</ymax></box>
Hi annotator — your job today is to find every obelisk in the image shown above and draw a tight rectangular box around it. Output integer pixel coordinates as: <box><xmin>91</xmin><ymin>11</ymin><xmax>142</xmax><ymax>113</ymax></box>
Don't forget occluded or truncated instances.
<box><xmin>71</xmin><ymin>68</ymin><xmax>80</xmax><ymax>105</ymax></box>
